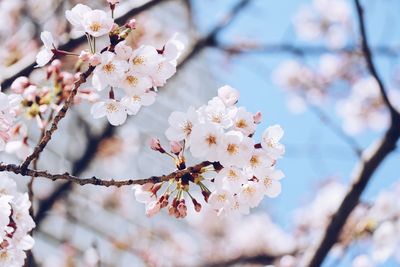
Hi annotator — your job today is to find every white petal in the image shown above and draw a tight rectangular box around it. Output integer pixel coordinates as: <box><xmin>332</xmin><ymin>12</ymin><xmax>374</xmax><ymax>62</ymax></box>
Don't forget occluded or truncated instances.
<box><xmin>35</xmin><ymin>49</ymin><xmax>53</xmax><ymax>67</ymax></box>
<box><xmin>40</xmin><ymin>31</ymin><xmax>54</xmax><ymax>49</ymax></box>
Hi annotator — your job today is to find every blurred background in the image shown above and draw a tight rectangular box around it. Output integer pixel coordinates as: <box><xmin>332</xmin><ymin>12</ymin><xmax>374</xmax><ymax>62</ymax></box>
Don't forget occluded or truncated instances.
<box><xmin>1</xmin><ymin>0</ymin><xmax>400</xmax><ymax>266</ymax></box>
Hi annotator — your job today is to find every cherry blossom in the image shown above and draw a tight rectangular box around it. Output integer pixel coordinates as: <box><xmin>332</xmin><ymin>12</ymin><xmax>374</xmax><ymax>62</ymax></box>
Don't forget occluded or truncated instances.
<box><xmin>165</xmin><ymin>106</ymin><xmax>198</xmax><ymax>142</ymax></box>
<box><xmin>0</xmin><ymin>175</ymin><xmax>34</xmax><ymax>267</ymax></box>
<box><xmin>261</xmin><ymin>124</ymin><xmax>285</xmax><ymax>159</ymax></box>
<box><xmin>92</xmin><ymin>51</ymin><xmax>129</xmax><ymax>91</ymax></box>
<box><xmin>120</xmin><ymin>89</ymin><xmax>156</xmax><ymax>115</ymax></box>
<box><xmin>189</xmin><ymin>122</ymin><xmax>224</xmax><ymax>161</ymax></box>
<box><xmin>90</xmin><ymin>99</ymin><xmax>128</xmax><ymax>126</ymax></box>
<box><xmin>217</xmin><ymin>85</ymin><xmax>240</xmax><ymax>107</ymax></box>
<box><xmin>83</xmin><ymin>9</ymin><xmax>114</xmax><ymax>37</ymax></box>
<box><xmin>133</xmin><ymin>88</ymin><xmax>285</xmax><ymax>217</ymax></box>
<box><xmin>36</xmin><ymin>31</ymin><xmax>56</xmax><ymax>67</ymax></box>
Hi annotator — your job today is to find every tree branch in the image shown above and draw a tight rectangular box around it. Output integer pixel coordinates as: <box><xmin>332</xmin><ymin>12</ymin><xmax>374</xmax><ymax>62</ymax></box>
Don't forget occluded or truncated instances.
<box><xmin>199</xmin><ymin>253</ymin><xmax>279</xmax><ymax>267</ymax></box>
<box><xmin>0</xmin><ymin>161</ymin><xmax>214</xmax><ymax>187</ymax></box>
<box><xmin>20</xmin><ymin>65</ymin><xmax>95</xmax><ymax>171</ymax></box>
<box><xmin>354</xmin><ymin>0</ymin><xmax>400</xmax><ymax>117</ymax></box>
<box><xmin>302</xmin><ymin>2</ymin><xmax>400</xmax><ymax>265</ymax></box>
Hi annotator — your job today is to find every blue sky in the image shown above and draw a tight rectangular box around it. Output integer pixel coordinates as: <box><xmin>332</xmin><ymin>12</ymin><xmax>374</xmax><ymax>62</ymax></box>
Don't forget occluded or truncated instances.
<box><xmin>190</xmin><ymin>0</ymin><xmax>400</xmax><ymax>266</ymax></box>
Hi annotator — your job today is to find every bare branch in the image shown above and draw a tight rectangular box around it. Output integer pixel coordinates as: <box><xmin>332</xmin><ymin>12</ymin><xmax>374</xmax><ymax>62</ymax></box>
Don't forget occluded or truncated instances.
<box><xmin>354</xmin><ymin>0</ymin><xmax>400</xmax><ymax>117</ymax></box>
<box><xmin>0</xmin><ymin>161</ymin><xmax>214</xmax><ymax>187</ymax></box>
<box><xmin>301</xmin><ymin>3</ymin><xmax>400</xmax><ymax>265</ymax></box>
<box><xmin>199</xmin><ymin>253</ymin><xmax>279</xmax><ymax>267</ymax></box>
<box><xmin>20</xmin><ymin>66</ymin><xmax>95</xmax><ymax>171</ymax></box>
<box><xmin>178</xmin><ymin>0</ymin><xmax>252</xmax><ymax>69</ymax></box>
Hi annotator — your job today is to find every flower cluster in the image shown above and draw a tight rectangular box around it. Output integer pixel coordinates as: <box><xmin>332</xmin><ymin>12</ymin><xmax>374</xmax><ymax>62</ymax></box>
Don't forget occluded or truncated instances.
<box><xmin>294</xmin><ymin>0</ymin><xmax>352</xmax><ymax>48</ymax></box>
<box><xmin>34</xmin><ymin>3</ymin><xmax>185</xmax><ymax>126</ymax></box>
<box><xmin>133</xmin><ymin>85</ymin><xmax>285</xmax><ymax>218</ymax></box>
<box><xmin>0</xmin><ymin>173</ymin><xmax>35</xmax><ymax>266</ymax></box>
<box><xmin>337</xmin><ymin>76</ymin><xmax>400</xmax><ymax>135</ymax></box>
<box><xmin>90</xmin><ymin>34</ymin><xmax>184</xmax><ymax>125</ymax></box>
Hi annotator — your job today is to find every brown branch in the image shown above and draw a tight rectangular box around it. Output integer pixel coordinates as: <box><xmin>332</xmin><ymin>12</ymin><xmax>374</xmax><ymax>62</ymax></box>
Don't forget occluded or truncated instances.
<box><xmin>354</xmin><ymin>0</ymin><xmax>400</xmax><ymax>117</ymax></box>
<box><xmin>0</xmin><ymin>161</ymin><xmax>214</xmax><ymax>187</ymax></box>
<box><xmin>302</xmin><ymin>2</ymin><xmax>400</xmax><ymax>265</ymax></box>
<box><xmin>199</xmin><ymin>253</ymin><xmax>280</xmax><ymax>267</ymax></box>
<box><xmin>0</xmin><ymin>0</ymin><xmax>170</xmax><ymax>89</ymax></box>
<box><xmin>20</xmin><ymin>65</ymin><xmax>95</xmax><ymax>171</ymax></box>
<box><xmin>178</xmin><ymin>0</ymin><xmax>252</xmax><ymax>70</ymax></box>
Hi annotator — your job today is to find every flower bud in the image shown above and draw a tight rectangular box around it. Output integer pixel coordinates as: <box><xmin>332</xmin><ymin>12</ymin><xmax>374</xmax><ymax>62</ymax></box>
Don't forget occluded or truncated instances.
<box><xmin>253</xmin><ymin>111</ymin><xmax>262</xmax><ymax>124</ymax></box>
<box><xmin>170</xmin><ymin>141</ymin><xmax>182</xmax><ymax>154</ymax></box>
<box><xmin>149</xmin><ymin>138</ymin><xmax>166</xmax><ymax>153</ymax></box>
<box><xmin>79</xmin><ymin>50</ymin><xmax>91</xmax><ymax>62</ymax></box>
<box><xmin>11</xmin><ymin>76</ymin><xmax>29</xmax><ymax>94</ymax></box>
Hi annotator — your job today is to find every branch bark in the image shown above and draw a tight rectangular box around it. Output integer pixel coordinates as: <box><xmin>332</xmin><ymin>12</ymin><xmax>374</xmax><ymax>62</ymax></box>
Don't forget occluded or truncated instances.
<box><xmin>303</xmin><ymin>1</ymin><xmax>400</xmax><ymax>266</ymax></box>
<box><xmin>0</xmin><ymin>161</ymin><xmax>214</xmax><ymax>187</ymax></box>
<box><xmin>20</xmin><ymin>65</ymin><xmax>95</xmax><ymax>171</ymax></box>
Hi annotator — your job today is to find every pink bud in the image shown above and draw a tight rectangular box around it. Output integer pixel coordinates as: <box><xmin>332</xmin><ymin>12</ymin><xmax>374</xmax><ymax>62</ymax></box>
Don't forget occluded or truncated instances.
<box><xmin>11</xmin><ymin>76</ymin><xmax>29</xmax><ymax>93</ymax></box>
<box><xmin>142</xmin><ymin>182</ymin><xmax>154</xmax><ymax>191</ymax></box>
<box><xmin>89</xmin><ymin>54</ymin><xmax>101</xmax><ymax>66</ymax></box>
<box><xmin>253</xmin><ymin>111</ymin><xmax>262</xmax><ymax>124</ymax></box>
<box><xmin>79</xmin><ymin>50</ymin><xmax>91</xmax><ymax>62</ymax></box>
<box><xmin>51</xmin><ymin>59</ymin><xmax>62</xmax><ymax>71</ymax></box>
<box><xmin>126</xmin><ymin>19</ymin><xmax>136</xmax><ymax>29</ymax></box>
<box><xmin>150</xmin><ymin>138</ymin><xmax>161</xmax><ymax>151</ymax></box>
<box><xmin>145</xmin><ymin>201</ymin><xmax>161</xmax><ymax>217</ymax></box>
<box><xmin>170</xmin><ymin>141</ymin><xmax>182</xmax><ymax>154</ymax></box>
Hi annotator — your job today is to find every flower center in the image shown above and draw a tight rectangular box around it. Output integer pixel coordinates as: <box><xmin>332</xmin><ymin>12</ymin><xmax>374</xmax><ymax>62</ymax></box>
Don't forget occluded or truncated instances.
<box><xmin>227</xmin><ymin>169</ymin><xmax>239</xmax><ymax>181</ymax></box>
<box><xmin>263</xmin><ymin>177</ymin><xmax>272</xmax><ymax>187</ymax></box>
<box><xmin>103</xmin><ymin>63</ymin><xmax>115</xmax><ymax>74</ymax></box>
<box><xmin>132</xmin><ymin>95</ymin><xmax>141</xmax><ymax>102</ymax></box>
<box><xmin>90</xmin><ymin>22</ymin><xmax>102</xmax><ymax>32</ymax></box>
<box><xmin>243</xmin><ymin>185</ymin><xmax>255</xmax><ymax>195</ymax></box>
<box><xmin>250</xmin><ymin>155</ymin><xmax>259</xmax><ymax>167</ymax></box>
<box><xmin>182</xmin><ymin>121</ymin><xmax>192</xmax><ymax>136</ymax></box>
<box><xmin>227</xmin><ymin>144</ymin><xmax>238</xmax><ymax>155</ymax></box>
<box><xmin>206</xmin><ymin>134</ymin><xmax>217</xmax><ymax>146</ymax></box>
<box><xmin>236</xmin><ymin>119</ymin><xmax>247</xmax><ymax>129</ymax></box>
<box><xmin>217</xmin><ymin>194</ymin><xmax>226</xmax><ymax>202</ymax></box>
<box><xmin>133</xmin><ymin>56</ymin><xmax>145</xmax><ymax>65</ymax></box>
<box><xmin>106</xmin><ymin>103</ymin><xmax>118</xmax><ymax>113</ymax></box>
<box><xmin>126</xmin><ymin>75</ymin><xmax>138</xmax><ymax>86</ymax></box>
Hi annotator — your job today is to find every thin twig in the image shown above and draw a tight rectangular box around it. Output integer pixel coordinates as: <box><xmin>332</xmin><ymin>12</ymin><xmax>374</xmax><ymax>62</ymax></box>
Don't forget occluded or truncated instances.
<box><xmin>20</xmin><ymin>66</ymin><xmax>95</xmax><ymax>171</ymax></box>
<box><xmin>354</xmin><ymin>0</ymin><xmax>400</xmax><ymax>117</ymax></box>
